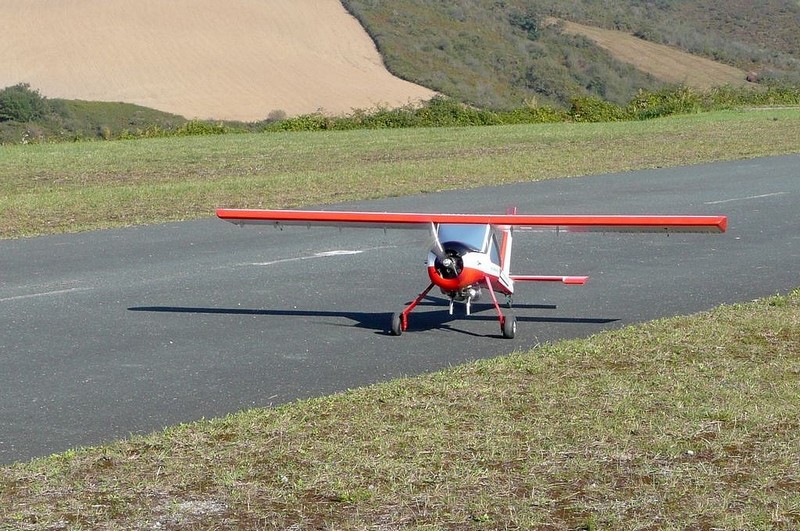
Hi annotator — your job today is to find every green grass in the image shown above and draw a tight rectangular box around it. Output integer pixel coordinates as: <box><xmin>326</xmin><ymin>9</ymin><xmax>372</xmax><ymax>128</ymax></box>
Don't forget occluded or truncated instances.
<box><xmin>2</xmin><ymin>109</ymin><xmax>799</xmax><ymax>528</ymax></box>
<box><xmin>1</xmin><ymin>108</ymin><xmax>799</xmax><ymax>239</ymax></box>
<box><xmin>2</xmin><ymin>290</ymin><xmax>798</xmax><ymax>529</ymax></box>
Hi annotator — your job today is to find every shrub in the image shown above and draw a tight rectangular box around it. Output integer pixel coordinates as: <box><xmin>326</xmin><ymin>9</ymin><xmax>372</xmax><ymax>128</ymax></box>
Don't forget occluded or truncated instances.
<box><xmin>413</xmin><ymin>96</ymin><xmax>501</xmax><ymax>127</ymax></box>
<box><xmin>569</xmin><ymin>96</ymin><xmax>627</xmax><ymax>122</ymax></box>
<box><xmin>175</xmin><ymin>120</ymin><xmax>229</xmax><ymax>136</ymax></box>
<box><xmin>0</xmin><ymin>83</ymin><xmax>51</xmax><ymax>122</ymax></box>
<box><xmin>357</xmin><ymin>105</ymin><xmax>418</xmax><ymax>129</ymax></box>
<box><xmin>268</xmin><ymin>113</ymin><xmax>336</xmax><ymax>132</ymax></box>
<box><xmin>498</xmin><ymin>105</ymin><xmax>568</xmax><ymax>124</ymax></box>
<box><xmin>508</xmin><ymin>9</ymin><xmax>541</xmax><ymax>40</ymax></box>
<box><xmin>264</xmin><ymin>109</ymin><xmax>286</xmax><ymax>122</ymax></box>
<box><xmin>627</xmin><ymin>85</ymin><xmax>703</xmax><ymax>119</ymax></box>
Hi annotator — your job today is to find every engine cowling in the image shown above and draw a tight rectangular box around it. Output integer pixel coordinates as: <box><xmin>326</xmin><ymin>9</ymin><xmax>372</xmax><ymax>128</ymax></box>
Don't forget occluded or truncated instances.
<box><xmin>432</xmin><ymin>241</ymin><xmax>471</xmax><ymax>279</ymax></box>
<box><xmin>427</xmin><ymin>243</ymin><xmax>486</xmax><ymax>293</ymax></box>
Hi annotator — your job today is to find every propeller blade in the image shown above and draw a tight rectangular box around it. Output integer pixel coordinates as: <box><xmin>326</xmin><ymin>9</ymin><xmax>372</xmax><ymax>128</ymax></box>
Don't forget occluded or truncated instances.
<box><xmin>429</xmin><ymin>222</ymin><xmax>446</xmax><ymax>260</ymax></box>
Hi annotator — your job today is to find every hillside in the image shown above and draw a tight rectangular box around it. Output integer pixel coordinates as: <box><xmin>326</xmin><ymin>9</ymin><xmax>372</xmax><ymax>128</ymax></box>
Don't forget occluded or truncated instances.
<box><xmin>342</xmin><ymin>0</ymin><xmax>800</xmax><ymax>109</ymax></box>
<box><xmin>0</xmin><ymin>0</ymin><xmax>435</xmax><ymax>121</ymax></box>
<box><xmin>2</xmin><ymin>0</ymin><xmax>798</xmax><ymax>120</ymax></box>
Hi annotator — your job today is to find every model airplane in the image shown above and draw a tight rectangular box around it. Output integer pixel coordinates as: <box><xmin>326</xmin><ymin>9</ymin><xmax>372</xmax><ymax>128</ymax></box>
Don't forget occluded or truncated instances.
<box><xmin>217</xmin><ymin>208</ymin><xmax>727</xmax><ymax>339</ymax></box>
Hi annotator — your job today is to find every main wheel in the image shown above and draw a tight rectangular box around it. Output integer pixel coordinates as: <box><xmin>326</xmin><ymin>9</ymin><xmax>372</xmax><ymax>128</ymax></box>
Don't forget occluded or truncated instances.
<box><xmin>501</xmin><ymin>315</ymin><xmax>516</xmax><ymax>339</ymax></box>
<box><xmin>390</xmin><ymin>312</ymin><xmax>403</xmax><ymax>336</ymax></box>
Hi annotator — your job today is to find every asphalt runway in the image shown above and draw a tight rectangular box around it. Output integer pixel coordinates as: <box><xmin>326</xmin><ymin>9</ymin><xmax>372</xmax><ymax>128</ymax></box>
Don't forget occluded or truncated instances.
<box><xmin>1</xmin><ymin>155</ymin><xmax>798</xmax><ymax>464</ymax></box>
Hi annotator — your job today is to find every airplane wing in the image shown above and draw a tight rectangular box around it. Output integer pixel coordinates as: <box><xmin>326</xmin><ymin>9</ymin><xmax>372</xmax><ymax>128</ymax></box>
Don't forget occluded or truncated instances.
<box><xmin>216</xmin><ymin>209</ymin><xmax>727</xmax><ymax>233</ymax></box>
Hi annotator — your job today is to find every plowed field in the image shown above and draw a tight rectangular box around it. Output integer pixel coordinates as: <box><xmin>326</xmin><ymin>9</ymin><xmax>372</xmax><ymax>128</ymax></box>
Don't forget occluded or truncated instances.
<box><xmin>555</xmin><ymin>19</ymin><xmax>751</xmax><ymax>88</ymax></box>
<box><xmin>0</xmin><ymin>0</ymin><xmax>435</xmax><ymax>120</ymax></box>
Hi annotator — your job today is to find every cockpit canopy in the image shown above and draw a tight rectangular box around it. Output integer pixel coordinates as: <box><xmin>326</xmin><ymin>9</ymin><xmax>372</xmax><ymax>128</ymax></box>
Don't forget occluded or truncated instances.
<box><xmin>437</xmin><ymin>224</ymin><xmax>491</xmax><ymax>252</ymax></box>
<box><xmin>434</xmin><ymin>223</ymin><xmax>502</xmax><ymax>268</ymax></box>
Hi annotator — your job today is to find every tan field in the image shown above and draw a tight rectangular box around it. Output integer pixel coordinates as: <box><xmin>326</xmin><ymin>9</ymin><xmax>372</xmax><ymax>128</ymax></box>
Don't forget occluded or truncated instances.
<box><xmin>0</xmin><ymin>0</ymin><xmax>436</xmax><ymax>121</ymax></box>
<box><xmin>554</xmin><ymin>19</ymin><xmax>751</xmax><ymax>88</ymax></box>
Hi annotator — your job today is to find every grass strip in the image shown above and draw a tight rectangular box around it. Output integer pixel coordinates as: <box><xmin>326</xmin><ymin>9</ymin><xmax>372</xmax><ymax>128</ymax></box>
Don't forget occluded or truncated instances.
<box><xmin>1</xmin><ymin>108</ymin><xmax>799</xmax><ymax>238</ymax></box>
<box><xmin>1</xmin><ymin>289</ymin><xmax>798</xmax><ymax>529</ymax></box>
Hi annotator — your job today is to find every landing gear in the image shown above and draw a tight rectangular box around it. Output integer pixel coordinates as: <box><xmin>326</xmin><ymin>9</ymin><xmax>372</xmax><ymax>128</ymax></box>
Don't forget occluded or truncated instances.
<box><xmin>501</xmin><ymin>315</ymin><xmax>517</xmax><ymax>339</ymax></box>
<box><xmin>485</xmin><ymin>276</ymin><xmax>516</xmax><ymax>340</ymax></box>
<box><xmin>390</xmin><ymin>278</ymin><xmax>517</xmax><ymax>339</ymax></box>
<box><xmin>389</xmin><ymin>283</ymin><xmax>434</xmax><ymax>336</ymax></box>
<box><xmin>390</xmin><ymin>312</ymin><xmax>403</xmax><ymax>336</ymax></box>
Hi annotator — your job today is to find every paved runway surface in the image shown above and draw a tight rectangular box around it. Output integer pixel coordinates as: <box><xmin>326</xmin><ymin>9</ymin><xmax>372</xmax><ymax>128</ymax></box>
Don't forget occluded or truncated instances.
<box><xmin>1</xmin><ymin>155</ymin><xmax>798</xmax><ymax>463</ymax></box>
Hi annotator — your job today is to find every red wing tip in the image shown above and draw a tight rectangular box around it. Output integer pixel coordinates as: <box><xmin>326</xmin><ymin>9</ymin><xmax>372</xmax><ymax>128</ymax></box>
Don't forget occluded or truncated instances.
<box><xmin>216</xmin><ymin>208</ymin><xmax>237</xmax><ymax>219</ymax></box>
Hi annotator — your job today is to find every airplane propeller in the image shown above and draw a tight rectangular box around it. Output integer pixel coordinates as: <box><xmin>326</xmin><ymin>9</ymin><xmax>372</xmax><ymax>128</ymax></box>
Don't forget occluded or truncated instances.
<box><xmin>429</xmin><ymin>222</ymin><xmax>462</xmax><ymax>278</ymax></box>
<box><xmin>428</xmin><ymin>222</ymin><xmax>446</xmax><ymax>260</ymax></box>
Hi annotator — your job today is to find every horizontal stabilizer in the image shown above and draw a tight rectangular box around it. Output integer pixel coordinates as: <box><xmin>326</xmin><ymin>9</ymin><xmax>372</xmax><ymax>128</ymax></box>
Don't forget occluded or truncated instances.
<box><xmin>510</xmin><ymin>275</ymin><xmax>589</xmax><ymax>285</ymax></box>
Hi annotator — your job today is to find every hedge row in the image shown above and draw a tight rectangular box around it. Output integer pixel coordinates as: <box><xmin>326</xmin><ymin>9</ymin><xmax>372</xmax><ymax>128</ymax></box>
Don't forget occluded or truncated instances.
<box><xmin>265</xmin><ymin>85</ymin><xmax>800</xmax><ymax>132</ymax></box>
<box><xmin>3</xmin><ymin>84</ymin><xmax>798</xmax><ymax>143</ymax></box>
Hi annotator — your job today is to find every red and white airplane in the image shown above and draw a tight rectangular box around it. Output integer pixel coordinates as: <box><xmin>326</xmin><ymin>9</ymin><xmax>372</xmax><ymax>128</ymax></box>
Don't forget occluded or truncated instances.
<box><xmin>217</xmin><ymin>208</ymin><xmax>727</xmax><ymax>339</ymax></box>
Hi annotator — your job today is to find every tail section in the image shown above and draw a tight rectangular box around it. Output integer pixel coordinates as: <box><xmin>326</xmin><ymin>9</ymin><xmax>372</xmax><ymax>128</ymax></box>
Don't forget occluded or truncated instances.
<box><xmin>498</xmin><ymin>206</ymin><xmax>589</xmax><ymax>291</ymax></box>
<box><xmin>500</xmin><ymin>207</ymin><xmax>589</xmax><ymax>286</ymax></box>
<box><xmin>510</xmin><ymin>275</ymin><xmax>589</xmax><ymax>285</ymax></box>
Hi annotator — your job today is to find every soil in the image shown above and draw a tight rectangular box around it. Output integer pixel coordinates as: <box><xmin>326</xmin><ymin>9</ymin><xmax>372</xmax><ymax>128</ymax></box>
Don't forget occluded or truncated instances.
<box><xmin>1</xmin><ymin>0</ymin><xmax>436</xmax><ymax>120</ymax></box>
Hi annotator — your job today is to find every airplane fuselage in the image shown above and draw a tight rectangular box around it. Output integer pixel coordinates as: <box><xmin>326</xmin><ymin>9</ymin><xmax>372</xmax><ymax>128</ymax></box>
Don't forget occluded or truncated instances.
<box><xmin>424</xmin><ymin>222</ymin><xmax>515</xmax><ymax>314</ymax></box>
<box><xmin>426</xmin><ymin>249</ymin><xmax>512</xmax><ymax>297</ymax></box>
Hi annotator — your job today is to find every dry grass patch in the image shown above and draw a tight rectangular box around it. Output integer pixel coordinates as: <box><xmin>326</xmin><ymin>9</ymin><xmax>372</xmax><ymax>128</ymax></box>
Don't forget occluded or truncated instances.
<box><xmin>553</xmin><ymin>19</ymin><xmax>751</xmax><ymax>88</ymax></box>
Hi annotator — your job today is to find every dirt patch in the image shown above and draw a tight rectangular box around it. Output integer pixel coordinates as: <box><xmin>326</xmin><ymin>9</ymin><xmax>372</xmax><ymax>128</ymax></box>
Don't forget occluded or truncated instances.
<box><xmin>550</xmin><ymin>18</ymin><xmax>752</xmax><ymax>88</ymax></box>
<box><xmin>1</xmin><ymin>0</ymin><xmax>436</xmax><ymax>120</ymax></box>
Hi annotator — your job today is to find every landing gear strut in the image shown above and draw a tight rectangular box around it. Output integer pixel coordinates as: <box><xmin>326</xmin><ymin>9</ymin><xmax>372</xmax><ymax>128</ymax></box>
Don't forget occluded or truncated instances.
<box><xmin>389</xmin><ymin>278</ymin><xmax>517</xmax><ymax>339</ymax></box>
<box><xmin>485</xmin><ymin>276</ymin><xmax>516</xmax><ymax>339</ymax></box>
<box><xmin>389</xmin><ymin>283</ymin><xmax>435</xmax><ymax>336</ymax></box>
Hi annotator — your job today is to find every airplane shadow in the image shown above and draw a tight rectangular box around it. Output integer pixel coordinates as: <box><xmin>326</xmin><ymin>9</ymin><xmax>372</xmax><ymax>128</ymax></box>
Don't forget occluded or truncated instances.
<box><xmin>128</xmin><ymin>305</ymin><xmax>392</xmax><ymax>333</ymax></box>
<box><xmin>128</xmin><ymin>300</ymin><xmax>618</xmax><ymax>336</ymax></box>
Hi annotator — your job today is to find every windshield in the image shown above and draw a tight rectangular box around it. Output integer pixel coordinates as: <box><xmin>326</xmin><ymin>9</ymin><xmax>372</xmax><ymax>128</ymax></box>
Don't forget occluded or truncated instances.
<box><xmin>437</xmin><ymin>224</ymin><xmax>490</xmax><ymax>252</ymax></box>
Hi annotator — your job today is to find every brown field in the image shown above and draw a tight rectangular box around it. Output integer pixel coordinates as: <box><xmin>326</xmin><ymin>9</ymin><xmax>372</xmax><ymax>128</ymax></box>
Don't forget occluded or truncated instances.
<box><xmin>0</xmin><ymin>0</ymin><xmax>436</xmax><ymax>121</ymax></box>
<box><xmin>553</xmin><ymin>19</ymin><xmax>753</xmax><ymax>88</ymax></box>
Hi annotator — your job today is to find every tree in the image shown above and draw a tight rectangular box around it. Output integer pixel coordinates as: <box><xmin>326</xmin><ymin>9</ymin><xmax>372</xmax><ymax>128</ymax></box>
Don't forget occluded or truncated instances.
<box><xmin>0</xmin><ymin>83</ymin><xmax>51</xmax><ymax>122</ymax></box>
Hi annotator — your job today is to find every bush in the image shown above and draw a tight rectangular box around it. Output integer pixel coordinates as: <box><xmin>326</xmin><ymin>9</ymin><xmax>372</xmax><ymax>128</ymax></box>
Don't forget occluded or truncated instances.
<box><xmin>268</xmin><ymin>113</ymin><xmax>338</xmax><ymax>132</ymax></box>
<box><xmin>0</xmin><ymin>83</ymin><xmax>51</xmax><ymax>122</ymax></box>
<box><xmin>263</xmin><ymin>97</ymin><xmax>502</xmax><ymax>132</ymax></box>
<box><xmin>508</xmin><ymin>9</ymin><xmax>541</xmax><ymax>40</ymax></box>
<box><xmin>413</xmin><ymin>96</ymin><xmax>501</xmax><ymax>127</ymax></box>
<box><xmin>498</xmin><ymin>104</ymin><xmax>568</xmax><ymax>124</ymax></box>
<box><xmin>175</xmin><ymin>120</ymin><xmax>229</xmax><ymax>136</ymax></box>
<box><xmin>569</xmin><ymin>96</ymin><xmax>627</xmax><ymax>122</ymax></box>
<box><xmin>627</xmin><ymin>85</ymin><xmax>703</xmax><ymax>119</ymax></box>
